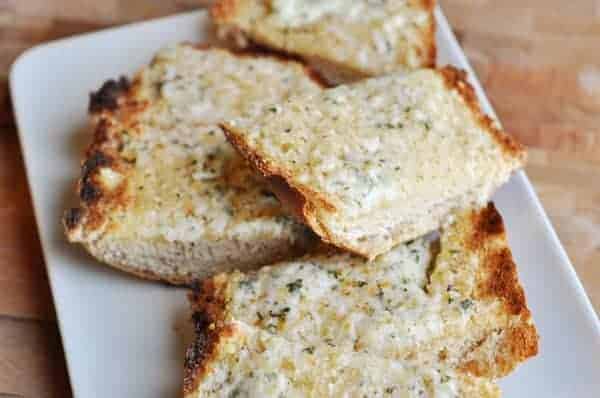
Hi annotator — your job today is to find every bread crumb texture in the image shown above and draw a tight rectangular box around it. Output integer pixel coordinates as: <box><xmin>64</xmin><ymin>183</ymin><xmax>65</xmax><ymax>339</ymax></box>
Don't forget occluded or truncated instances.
<box><xmin>223</xmin><ymin>66</ymin><xmax>526</xmax><ymax>259</ymax></box>
<box><xmin>63</xmin><ymin>45</ymin><xmax>323</xmax><ymax>283</ymax></box>
<box><xmin>184</xmin><ymin>203</ymin><xmax>537</xmax><ymax>397</ymax></box>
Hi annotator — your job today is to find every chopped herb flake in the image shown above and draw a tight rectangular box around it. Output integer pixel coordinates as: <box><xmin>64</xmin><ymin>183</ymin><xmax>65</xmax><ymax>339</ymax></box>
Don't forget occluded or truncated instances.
<box><xmin>460</xmin><ymin>299</ymin><xmax>473</xmax><ymax>311</ymax></box>
<box><xmin>286</xmin><ymin>279</ymin><xmax>303</xmax><ymax>293</ymax></box>
<box><xmin>269</xmin><ymin>307</ymin><xmax>290</xmax><ymax>320</ymax></box>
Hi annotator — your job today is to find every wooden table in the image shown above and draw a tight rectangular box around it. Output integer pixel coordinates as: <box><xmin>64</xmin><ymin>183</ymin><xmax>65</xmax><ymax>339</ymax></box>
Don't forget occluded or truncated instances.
<box><xmin>1</xmin><ymin>1</ymin><xmax>599</xmax><ymax>396</ymax></box>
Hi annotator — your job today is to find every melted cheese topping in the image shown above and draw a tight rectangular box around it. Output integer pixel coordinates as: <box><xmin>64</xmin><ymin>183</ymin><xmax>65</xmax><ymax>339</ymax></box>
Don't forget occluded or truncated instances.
<box><xmin>101</xmin><ymin>45</ymin><xmax>321</xmax><ymax>242</ymax></box>
<box><xmin>227</xmin><ymin>70</ymin><xmax>520</xmax><ymax>254</ymax></box>
<box><xmin>196</xmin><ymin>322</ymin><xmax>463</xmax><ymax>398</ymax></box>
<box><xmin>191</xmin><ymin>217</ymin><xmax>507</xmax><ymax>397</ymax></box>
<box><xmin>225</xmin><ymin>237</ymin><xmax>476</xmax><ymax>363</ymax></box>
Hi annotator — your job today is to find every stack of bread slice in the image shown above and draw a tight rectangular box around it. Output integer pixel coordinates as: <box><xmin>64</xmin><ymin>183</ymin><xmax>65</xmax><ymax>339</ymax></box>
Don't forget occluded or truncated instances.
<box><xmin>63</xmin><ymin>1</ymin><xmax>538</xmax><ymax>396</ymax></box>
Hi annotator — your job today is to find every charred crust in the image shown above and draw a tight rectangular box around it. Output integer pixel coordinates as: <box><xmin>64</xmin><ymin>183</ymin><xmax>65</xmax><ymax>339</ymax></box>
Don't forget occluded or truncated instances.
<box><xmin>82</xmin><ymin>150</ymin><xmax>111</xmax><ymax>179</ymax></box>
<box><xmin>183</xmin><ymin>311</ymin><xmax>220</xmax><ymax>395</ymax></box>
<box><xmin>183</xmin><ymin>278</ymin><xmax>231</xmax><ymax>395</ymax></box>
<box><xmin>64</xmin><ymin>207</ymin><xmax>83</xmax><ymax>230</ymax></box>
<box><xmin>79</xmin><ymin>182</ymin><xmax>102</xmax><ymax>203</ymax></box>
<box><xmin>89</xmin><ymin>76</ymin><xmax>130</xmax><ymax>113</ymax></box>
<box><xmin>188</xmin><ymin>281</ymin><xmax>203</xmax><ymax>300</ymax></box>
<box><xmin>79</xmin><ymin>150</ymin><xmax>112</xmax><ymax>204</ymax></box>
<box><xmin>439</xmin><ymin>65</ymin><xmax>526</xmax><ymax>161</ymax></box>
<box><xmin>469</xmin><ymin>202</ymin><xmax>505</xmax><ymax>247</ymax></box>
<box><xmin>90</xmin><ymin>118</ymin><xmax>112</xmax><ymax>147</ymax></box>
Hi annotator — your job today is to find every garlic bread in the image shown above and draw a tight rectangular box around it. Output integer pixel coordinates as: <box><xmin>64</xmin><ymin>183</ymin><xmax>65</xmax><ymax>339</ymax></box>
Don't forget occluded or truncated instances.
<box><xmin>212</xmin><ymin>0</ymin><xmax>436</xmax><ymax>83</ymax></box>
<box><xmin>223</xmin><ymin>66</ymin><xmax>526</xmax><ymax>259</ymax></box>
<box><xmin>63</xmin><ymin>44</ymin><xmax>324</xmax><ymax>284</ymax></box>
<box><xmin>184</xmin><ymin>203</ymin><xmax>537</xmax><ymax>396</ymax></box>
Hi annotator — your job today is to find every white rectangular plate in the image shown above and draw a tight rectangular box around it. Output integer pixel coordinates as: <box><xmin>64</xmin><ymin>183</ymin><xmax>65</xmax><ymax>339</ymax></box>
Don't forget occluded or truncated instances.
<box><xmin>10</xmin><ymin>8</ymin><xmax>600</xmax><ymax>398</ymax></box>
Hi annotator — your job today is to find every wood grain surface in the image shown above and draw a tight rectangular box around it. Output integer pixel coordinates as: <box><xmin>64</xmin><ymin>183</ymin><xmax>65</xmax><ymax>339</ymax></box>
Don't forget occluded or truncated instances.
<box><xmin>1</xmin><ymin>1</ymin><xmax>599</xmax><ymax>396</ymax></box>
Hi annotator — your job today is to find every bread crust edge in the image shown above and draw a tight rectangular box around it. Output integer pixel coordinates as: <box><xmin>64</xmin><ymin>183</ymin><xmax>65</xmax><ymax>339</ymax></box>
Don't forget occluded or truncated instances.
<box><xmin>438</xmin><ymin>65</ymin><xmax>527</xmax><ymax>163</ymax></box>
<box><xmin>461</xmin><ymin>203</ymin><xmax>539</xmax><ymax>377</ymax></box>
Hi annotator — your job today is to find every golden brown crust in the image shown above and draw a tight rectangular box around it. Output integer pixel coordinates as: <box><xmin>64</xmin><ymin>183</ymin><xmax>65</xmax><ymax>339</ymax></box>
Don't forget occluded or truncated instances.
<box><xmin>469</xmin><ymin>203</ymin><xmax>529</xmax><ymax>318</ymax></box>
<box><xmin>438</xmin><ymin>66</ymin><xmax>526</xmax><ymax>162</ymax></box>
<box><xmin>89</xmin><ymin>76</ymin><xmax>131</xmax><ymax>114</ymax></box>
<box><xmin>460</xmin><ymin>322</ymin><xmax>539</xmax><ymax>378</ymax></box>
<box><xmin>459</xmin><ymin>203</ymin><xmax>538</xmax><ymax>377</ymax></box>
<box><xmin>408</xmin><ymin>0</ymin><xmax>436</xmax><ymax>69</ymax></box>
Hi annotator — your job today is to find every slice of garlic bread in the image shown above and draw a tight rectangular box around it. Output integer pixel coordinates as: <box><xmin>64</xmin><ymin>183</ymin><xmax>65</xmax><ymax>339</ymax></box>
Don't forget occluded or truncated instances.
<box><xmin>184</xmin><ymin>318</ymin><xmax>500</xmax><ymax>397</ymax></box>
<box><xmin>211</xmin><ymin>0</ymin><xmax>436</xmax><ymax>83</ymax></box>
<box><xmin>223</xmin><ymin>66</ymin><xmax>526</xmax><ymax>259</ymax></box>
<box><xmin>184</xmin><ymin>204</ymin><xmax>537</xmax><ymax>396</ymax></box>
<box><xmin>63</xmin><ymin>45</ymin><xmax>324</xmax><ymax>284</ymax></box>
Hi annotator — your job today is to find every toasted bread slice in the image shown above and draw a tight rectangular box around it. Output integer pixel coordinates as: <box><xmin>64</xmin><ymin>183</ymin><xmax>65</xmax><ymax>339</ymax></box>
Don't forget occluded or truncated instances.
<box><xmin>211</xmin><ymin>0</ymin><xmax>436</xmax><ymax>83</ymax></box>
<box><xmin>63</xmin><ymin>44</ymin><xmax>324</xmax><ymax>284</ymax></box>
<box><xmin>223</xmin><ymin>66</ymin><xmax>526</xmax><ymax>259</ymax></box>
<box><xmin>184</xmin><ymin>204</ymin><xmax>537</xmax><ymax>396</ymax></box>
<box><xmin>184</xmin><ymin>318</ymin><xmax>500</xmax><ymax>397</ymax></box>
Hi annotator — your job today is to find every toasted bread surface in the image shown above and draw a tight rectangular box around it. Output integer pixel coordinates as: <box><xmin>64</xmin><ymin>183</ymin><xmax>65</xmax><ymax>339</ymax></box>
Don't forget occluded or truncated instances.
<box><xmin>212</xmin><ymin>0</ymin><xmax>436</xmax><ymax>83</ymax></box>
<box><xmin>64</xmin><ymin>44</ymin><xmax>324</xmax><ymax>284</ymax></box>
<box><xmin>184</xmin><ymin>319</ymin><xmax>500</xmax><ymax>397</ymax></box>
<box><xmin>184</xmin><ymin>204</ymin><xmax>537</xmax><ymax>396</ymax></box>
<box><xmin>223</xmin><ymin>66</ymin><xmax>526</xmax><ymax>259</ymax></box>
